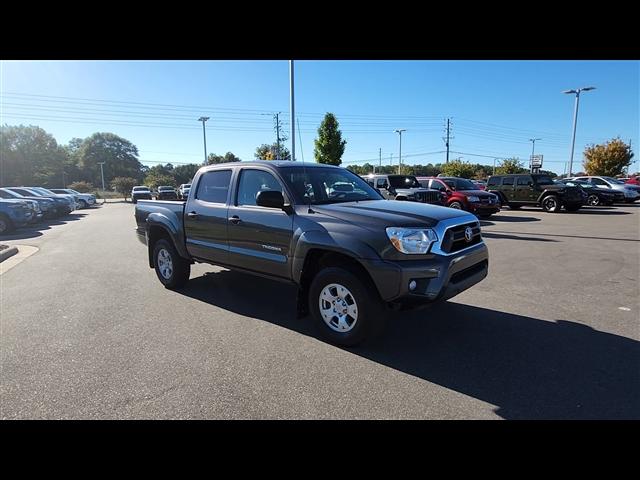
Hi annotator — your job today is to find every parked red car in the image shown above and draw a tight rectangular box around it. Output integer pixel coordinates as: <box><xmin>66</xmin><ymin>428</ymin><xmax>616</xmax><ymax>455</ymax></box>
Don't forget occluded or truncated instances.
<box><xmin>624</xmin><ymin>176</ymin><xmax>640</xmax><ymax>186</ymax></box>
<box><xmin>416</xmin><ymin>176</ymin><xmax>501</xmax><ymax>219</ymax></box>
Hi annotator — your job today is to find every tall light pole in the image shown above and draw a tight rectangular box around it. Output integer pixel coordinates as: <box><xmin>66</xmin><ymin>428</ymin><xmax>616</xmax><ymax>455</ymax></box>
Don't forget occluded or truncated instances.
<box><xmin>198</xmin><ymin>116</ymin><xmax>210</xmax><ymax>165</ymax></box>
<box><xmin>563</xmin><ymin>86</ymin><xmax>596</xmax><ymax>177</ymax></box>
<box><xmin>529</xmin><ymin>138</ymin><xmax>542</xmax><ymax>157</ymax></box>
<box><xmin>394</xmin><ymin>129</ymin><xmax>406</xmax><ymax>174</ymax></box>
<box><xmin>290</xmin><ymin>60</ymin><xmax>295</xmax><ymax>161</ymax></box>
<box><xmin>97</xmin><ymin>162</ymin><xmax>106</xmax><ymax>191</ymax></box>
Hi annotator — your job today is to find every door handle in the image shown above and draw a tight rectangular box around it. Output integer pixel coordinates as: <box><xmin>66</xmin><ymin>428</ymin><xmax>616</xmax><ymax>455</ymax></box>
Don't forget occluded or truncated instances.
<box><xmin>187</xmin><ymin>211</ymin><xmax>199</xmax><ymax>219</ymax></box>
<box><xmin>228</xmin><ymin>215</ymin><xmax>241</xmax><ymax>224</ymax></box>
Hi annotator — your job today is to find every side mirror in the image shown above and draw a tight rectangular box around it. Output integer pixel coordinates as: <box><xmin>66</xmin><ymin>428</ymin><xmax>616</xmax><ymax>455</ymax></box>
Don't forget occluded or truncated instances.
<box><xmin>256</xmin><ymin>190</ymin><xmax>285</xmax><ymax>209</ymax></box>
<box><xmin>528</xmin><ymin>181</ymin><xmax>533</xmax><ymax>187</ymax></box>
<box><xmin>446</xmin><ymin>190</ymin><xmax>453</xmax><ymax>196</ymax></box>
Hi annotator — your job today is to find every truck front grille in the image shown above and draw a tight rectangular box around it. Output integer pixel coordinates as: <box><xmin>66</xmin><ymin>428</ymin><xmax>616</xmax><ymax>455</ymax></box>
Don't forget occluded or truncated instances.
<box><xmin>440</xmin><ymin>221</ymin><xmax>482</xmax><ymax>254</ymax></box>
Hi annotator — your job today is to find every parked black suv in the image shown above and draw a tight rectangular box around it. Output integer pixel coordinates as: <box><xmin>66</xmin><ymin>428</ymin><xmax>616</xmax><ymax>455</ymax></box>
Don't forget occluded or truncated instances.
<box><xmin>487</xmin><ymin>174</ymin><xmax>584</xmax><ymax>212</ymax></box>
<box><xmin>364</xmin><ymin>174</ymin><xmax>445</xmax><ymax>205</ymax></box>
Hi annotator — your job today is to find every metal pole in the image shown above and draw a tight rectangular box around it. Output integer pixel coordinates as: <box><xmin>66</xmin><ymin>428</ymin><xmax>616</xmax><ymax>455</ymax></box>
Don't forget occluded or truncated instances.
<box><xmin>446</xmin><ymin>118</ymin><xmax>450</xmax><ymax>163</ymax></box>
<box><xmin>378</xmin><ymin>148</ymin><xmax>382</xmax><ymax>174</ymax></box>
<box><xmin>198</xmin><ymin>117</ymin><xmax>210</xmax><ymax>165</ymax></box>
<box><xmin>275</xmin><ymin>113</ymin><xmax>280</xmax><ymax>160</ymax></box>
<box><xmin>98</xmin><ymin>162</ymin><xmax>105</xmax><ymax>191</ymax></box>
<box><xmin>290</xmin><ymin>60</ymin><xmax>295</xmax><ymax>161</ymax></box>
<box><xmin>568</xmin><ymin>92</ymin><xmax>580</xmax><ymax>178</ymax></box>
<box><xmin>398</xmin><ymin>131</ymin><xmax>402</xmax><ymax>174</ymax></box>
<box><xmin>493</xmin><ymin>159</ymin><xmax>496</xmax><ymax>176</ymax></box>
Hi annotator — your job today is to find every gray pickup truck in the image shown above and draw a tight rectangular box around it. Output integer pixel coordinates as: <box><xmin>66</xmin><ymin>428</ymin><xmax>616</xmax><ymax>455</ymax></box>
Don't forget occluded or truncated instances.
<box><xmin>135</xmin><ymin>161</ymin><xmax>489</xmax><ymax>346</ymax></box>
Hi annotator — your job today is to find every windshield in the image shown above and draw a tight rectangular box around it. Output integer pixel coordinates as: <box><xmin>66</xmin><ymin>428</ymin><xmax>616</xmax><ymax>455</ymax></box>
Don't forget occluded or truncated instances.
<box><xmin>31</xmin><ymin>187</ymin><xmax>57</xmax><ymax>195</ymax></box>
<box><xmin>535</xmin><ymin>176</ymin><xmax>555</xmax><ymax>186</ymax></box>
<box><xmin>448</xmin><ymin>178</ymin><xmax>478</xmax><ymax>190</ymax></box>
<box><xmin>387</xmin><ymin>175</ymin><xmax>421</xmax><ymax>188</ymax></box>
<box><xmin>158</xmin><ymin>186</ymin><xmax>173</xmax><ymax>191</ymax></box>
<box><xmin>603</xmin><ymin>177</ymin><xmax>624</xmax><ymax>184</ymax></box>
<box><xmin>281</xmin><ymin>167</ymin><xmax>383</xmax><ymax>205</ymax></box>
<box><xmin>133</xmin><ymin>187</ymin><xmax>149</xmax><ymax>191</ymax></box>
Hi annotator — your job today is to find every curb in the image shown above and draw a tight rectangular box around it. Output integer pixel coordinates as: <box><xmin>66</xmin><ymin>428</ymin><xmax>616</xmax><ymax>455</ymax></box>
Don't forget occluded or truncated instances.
<box><xmin>0</xmin><ymin>245</ymin><xmax>19</xmax><ymax>263</ymax></box>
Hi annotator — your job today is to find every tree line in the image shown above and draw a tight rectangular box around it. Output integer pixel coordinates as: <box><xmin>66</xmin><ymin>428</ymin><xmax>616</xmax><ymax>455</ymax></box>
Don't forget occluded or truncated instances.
<box><xmin>1</xmin><ymin>118</ymin><xmax>634</xmax><ymax>200</ymax></box>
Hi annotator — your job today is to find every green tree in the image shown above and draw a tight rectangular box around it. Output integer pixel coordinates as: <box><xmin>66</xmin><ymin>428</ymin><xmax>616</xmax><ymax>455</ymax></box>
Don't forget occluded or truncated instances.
<box><xmin>110</xmin><ymin>177</ymin><xmax>137</xmax><ymax>201</ymax></box>
<box><xmin>76</xmin><ymin>132</ymin><xmax>143</xmax><ymax>185</ymax></box>
<box><xmin>255</xmin><ymin>144</ymin><xmax>291</xmax><ymax>160</ymax></box>
<box><xmin>173</xmin><ymin>164</ymin><xmax>201</xmax><ymax>185</ymax></box>
<box><xmin>439</xmin><ymin>159</ymin><xmax>476</xmax><ymax>178</ymax></box>
<box><xmin>496</xmin><ymin>157</ymin><xmax>526</xmax><ymax>174</ymax></box>
<box><xmin>314</xmin><ymin>113</ymin><xmax>347</xmax><ymax>165</ymax></box>
<box><xmin>207</xmin><ymin>152</ymin><xmax>242</xmax><ymax>164</ymax></box>
<box><xmin>583</xmin><ymin>137</ymin><xmax>634</xmax><ymax>176</ymax></box>
<box><xmin>144</xmin><ymin>172</ymin><xmax>175</xmax><ymax>190</ymax></box>
<box><xmin>68</xmin><ymin>181</ymin><xmax>94</xmax><ymax>193</ymax></box>
<box><xmin>0</xmin><ymin>124</ymin><xmax>68</xmax><ymax>187</ymax></box>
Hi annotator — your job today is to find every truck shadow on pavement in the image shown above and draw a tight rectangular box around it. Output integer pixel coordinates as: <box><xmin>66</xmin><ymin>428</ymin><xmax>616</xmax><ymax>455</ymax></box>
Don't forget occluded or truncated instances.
<box><xmin>181</xmin><ymin>269</ymin><xmax>639</xmax><ymax>420</ymax></box>
<box><xmin>481</xmin><ymin>232</ymin><xmax>558</xmax><ymax>242</ymax></box>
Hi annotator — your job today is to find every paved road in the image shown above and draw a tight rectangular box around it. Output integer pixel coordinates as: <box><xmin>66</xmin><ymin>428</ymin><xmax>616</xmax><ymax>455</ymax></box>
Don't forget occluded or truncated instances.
<box><xmin>1</xmin><ymin>202</ymin><xmax>638</xmax><ymax>419</ymax></box>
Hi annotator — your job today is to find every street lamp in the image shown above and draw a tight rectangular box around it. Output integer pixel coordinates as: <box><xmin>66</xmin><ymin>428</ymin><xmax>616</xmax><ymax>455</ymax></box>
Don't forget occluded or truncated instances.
<box><xmin>563</xmin><ymin>86</ymin><xmax>596</xmax><ymax>177</ymax></box>
<box><xmin>529</xmin><ymin>138</ymin><xmax>542</xmax><ymax>173</ymax></box>
<box><xmin>394</xmin><ymin>129</ymin><xmax>406</xmax><ymax>174</ymax></box>
<box><xmin>198</xmin><ymin>116</ymin><xmax>210</xmax><ymax>165</ymax></box>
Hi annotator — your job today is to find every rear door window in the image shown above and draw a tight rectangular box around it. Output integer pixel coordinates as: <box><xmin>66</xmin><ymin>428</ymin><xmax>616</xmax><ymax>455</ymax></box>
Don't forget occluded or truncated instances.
<box><xmin>502</xmin><ymin>177</ymin><xmax>515</xmax><ymax>186</ymax></box>
<box><xmin>196</xmin><ymin>170</ymin><xmax>232</xmax><ymax>204</ymax></box>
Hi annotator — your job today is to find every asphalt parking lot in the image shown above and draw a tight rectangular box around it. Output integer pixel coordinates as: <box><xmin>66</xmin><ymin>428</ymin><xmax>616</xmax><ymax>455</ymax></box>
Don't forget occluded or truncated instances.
<box><xmin>1</xmin><ymin>202</ymin><xmax>638</xmax><ymax>419</ymax></box>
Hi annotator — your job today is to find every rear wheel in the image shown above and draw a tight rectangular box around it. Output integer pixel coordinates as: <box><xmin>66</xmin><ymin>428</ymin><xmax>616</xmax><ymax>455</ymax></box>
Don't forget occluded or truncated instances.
<box><xmin>152</xmin><ymin>239</ymin><xmax>190</xmax><ymax>289</ymax></box>
<box><xmin>541</xmin><ymin>195</ymin><xmax>561</xmax><ymax>213</ymax></box>
<box><xmin>587</xmin><ymin>194</ymin><xmax>600</xmax><ymax>206</ymax></box>
<box><xmin>309</xmin><ymin>267</ymin><xmax>384</xmax><ymax>347</ymax></box>
<box><xmin>0</xmin><ymin>214</ymin><xmax>14</xmax><ymax>234</ymax></box>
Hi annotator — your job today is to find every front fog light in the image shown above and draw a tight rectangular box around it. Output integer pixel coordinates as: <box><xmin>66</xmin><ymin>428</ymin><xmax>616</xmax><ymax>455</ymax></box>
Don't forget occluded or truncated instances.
<box><xmin>409</xmin><ymin>280</ymin><xmax>417</xmax><ymax>291</ymax></box>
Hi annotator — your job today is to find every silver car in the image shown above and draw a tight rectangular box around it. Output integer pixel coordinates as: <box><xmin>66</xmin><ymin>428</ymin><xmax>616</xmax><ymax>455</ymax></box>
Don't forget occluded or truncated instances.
<box><xmin>571</xmin><ymin>176</ymin><xmax>639</xmax><ymax>203</ymax></box>
<box><xmin>51</xmin><ymin>189</ymin><xmax>96</xmax><ymax>209</ymax></box>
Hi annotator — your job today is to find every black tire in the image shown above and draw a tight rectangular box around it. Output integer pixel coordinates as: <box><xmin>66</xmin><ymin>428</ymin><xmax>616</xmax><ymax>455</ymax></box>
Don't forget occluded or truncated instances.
<box><xmin>587</xmin><ymin>194</ymin><xmax>600</xmax><ymax>206</ymax></box>
<box><xmin>541</xmin><ymin>195</ymin><xmax>561</xmax><ymax>213</ymax></box>
<box><xmin>449</xmin><ymin>201</ymin><xmax>463</xmax><ymax>210</ymax></box>
<box><xmin>508</xmin><ymin>204</ymin><xmax>522</xmax><ymax>210</ymax></box>
<box><xmin>308</xmin><ymin>266</ymin><xmax>384</xmax><ymax>347</ymax></box>
<box><xmin>78</xmin><ymin>200</ymin><xmax>88</xmax><ymax>209</ymax></box>
<box><xmin>0</xmin><ymin>214</ymin><xmax>14</xmax><ymax>235</ymax></box>
<box><xmin>565</xmin><ymin>203</ymin><xmax>582</xmax><ymax>212</ymax></box>
<box><xmin>152</xmin><ymin>238</ymin><xmax>190</xmax><ymax>289</ymax></box>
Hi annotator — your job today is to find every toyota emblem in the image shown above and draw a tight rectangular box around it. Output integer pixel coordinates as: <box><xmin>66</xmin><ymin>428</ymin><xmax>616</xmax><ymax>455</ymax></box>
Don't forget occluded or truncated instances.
<box><xmin>464</xmin><ymin>226</ymin><xmax>473</xmax><ymax>242</ymax></box>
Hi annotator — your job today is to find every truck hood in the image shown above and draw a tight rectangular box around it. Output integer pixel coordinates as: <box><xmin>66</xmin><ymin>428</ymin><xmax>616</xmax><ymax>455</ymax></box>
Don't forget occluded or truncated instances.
<box><xmin>394</xmin><ymin>187</ymin><xmax>435</xmax><ymax>195</ymax></box>
<box><xmin>311</xmin><ymin>199</ymin><xmax>473</xmax><ymax>230</ymax></box>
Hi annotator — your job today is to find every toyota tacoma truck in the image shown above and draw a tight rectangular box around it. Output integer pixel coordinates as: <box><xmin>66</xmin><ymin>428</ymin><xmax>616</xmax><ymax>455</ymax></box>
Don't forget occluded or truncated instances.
<box><xmin>135</xmin><ymin>161</ymin><xmax>489</xmax><ymax>346</ymax></box>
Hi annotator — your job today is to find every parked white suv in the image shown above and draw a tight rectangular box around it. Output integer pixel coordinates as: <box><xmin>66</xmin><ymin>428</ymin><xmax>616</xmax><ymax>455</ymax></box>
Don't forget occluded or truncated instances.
<box><xmin>571</xmin><ymin>176</ymin><xmax>639</xmax><ymax>203</ymax></box>
<box><xmin>178</xmin><ymin>183</ymin><xmax>191</xmax><ymax>199</ymax></box>
<box><xmin>51</xmin><ymin>189</ymin><xmax>96</xmax><ymax>209</ymax></box>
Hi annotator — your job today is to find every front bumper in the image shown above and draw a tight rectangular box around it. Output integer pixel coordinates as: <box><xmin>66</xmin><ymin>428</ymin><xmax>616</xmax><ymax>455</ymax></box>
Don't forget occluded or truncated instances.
<box><xmin>362</xmin><ymin>241</ymin><xmax>489</xmax><ymax>305</ymax></box>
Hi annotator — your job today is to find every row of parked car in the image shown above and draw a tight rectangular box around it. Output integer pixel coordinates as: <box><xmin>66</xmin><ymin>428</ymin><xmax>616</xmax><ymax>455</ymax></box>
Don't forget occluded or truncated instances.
<box><xmin>131</xmin><ymin>184</ymin><xmax>192</xmax><ymax>203</ymax></box>
<box><xmin>361</xmin><ymin>172</ymin><xmax>639</xmax><ymax>217</ymax></box>
<box><xmin>0</xmin><ymin>187</ymin><xmax>97</xmax><ymax>234</ymax></box>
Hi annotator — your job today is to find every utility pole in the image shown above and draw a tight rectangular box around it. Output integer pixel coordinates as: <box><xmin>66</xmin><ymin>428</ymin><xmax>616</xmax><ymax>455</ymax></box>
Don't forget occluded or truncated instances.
<box><xmin>62</xmin><ymin>171</ymin><xmax>67</xmax><ymax>188</ymax></box>
<box><xmin>445</xmin><ymin>118</ymin><xmax>451</xmax><ymax>163</ymax></box>
<box><xmin>394</xmin><ymin>129</ymin><xmax>406</xmax><ymax>174</ymax></box>
<box><xmin>97</xmin><ymin>162</ymin><xmax>106</xmax><ymax>191</ymax></box>
<box><xmin>198</xmin><ymin>116</ymin><xmax>210</xmax><ymax>165</ymax></box>
<box><xmin>378</xmin><ymin>148</ymin><xmax>382</xmax><ymax>174</ymax></box>
<box><xmin>493</xmin><ymin>158</ymin><xmax>496</xmax><ymax>176</ymax></box>
<box><xmin>390</xmin><ymin>153</ymin><xmax>393</xmax><ymax>166</ymax></box>
<box><xmin>275</xmin><ymin>112</ymin><xmax>281</xmax><ymax>160</ymax></box>
<box><xmin>290</xmin><ymin>60</ymin><xmax>295</xmax><ymax>161</ymax></box>
<box><xmin>529</xmin><ymin>138</ymin><xmax>541</xmax><ymax>173</ymax></box>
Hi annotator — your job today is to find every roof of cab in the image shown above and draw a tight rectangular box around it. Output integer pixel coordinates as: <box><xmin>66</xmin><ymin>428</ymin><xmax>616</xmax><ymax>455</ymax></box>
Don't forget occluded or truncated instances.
<box><xmin>200</xmin><ymin>160</ymin><xmax>342</xmax><ymax>171</ymax></box>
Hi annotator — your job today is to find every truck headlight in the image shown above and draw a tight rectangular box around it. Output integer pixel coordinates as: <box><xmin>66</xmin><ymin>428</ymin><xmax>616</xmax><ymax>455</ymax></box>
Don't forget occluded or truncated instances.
<box><xmin>468</xmin><ymin>196</ymin><xmax>480</xmax><ymax>202</ymax></box>
<box><xmin>386</xmin><ymin>227</ymin><xmax>438</xmax><ymax>254</ymax></box>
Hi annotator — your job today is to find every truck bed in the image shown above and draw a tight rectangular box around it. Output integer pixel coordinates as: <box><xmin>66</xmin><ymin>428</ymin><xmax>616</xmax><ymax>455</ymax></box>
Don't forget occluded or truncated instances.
<box><xmin>134</xmin><ymin>199</ymin><xmax>186</xmax><ymax>244</ymax></box>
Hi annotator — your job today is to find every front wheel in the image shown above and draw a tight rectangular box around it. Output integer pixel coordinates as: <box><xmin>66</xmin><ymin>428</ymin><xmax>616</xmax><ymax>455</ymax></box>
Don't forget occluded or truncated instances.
<box><xmin>541</xmin><ymin>195</ymin><xmax>561</xmax><ymax>213</ymax></box>
<box><xmin>153</xmin><ymin>239</ymin><xmax>191</xmax><ymax>289</ymax></box>
<box><xmin>449</xmin><ymin>201</ymin><xmax>463</xmax><ymax>210</ymax></box>
<box><xmin>309</xmin><ymin>267</ymin><xmax>384</xmax><ymax>347</ymax></box>
<box><xmin>78</xmin><ymin>200</ymin><xmax>88</xmax><ymax>209</ymax></box>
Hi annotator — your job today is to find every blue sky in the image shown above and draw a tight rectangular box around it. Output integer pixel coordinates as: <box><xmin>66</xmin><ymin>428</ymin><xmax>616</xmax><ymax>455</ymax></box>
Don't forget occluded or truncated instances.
<box><xmin>1</xmin><ymin>60</ymin><xmax>638</xmax><ymax>175</ymax></box>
